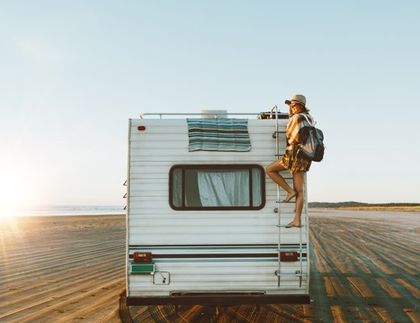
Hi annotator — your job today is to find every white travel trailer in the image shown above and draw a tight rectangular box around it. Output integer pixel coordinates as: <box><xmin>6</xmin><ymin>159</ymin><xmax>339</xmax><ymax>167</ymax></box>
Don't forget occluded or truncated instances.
<box><xmin>125</xmin><ymin>110</ymin><xmax>310</xmax><ymax>306</ymax></box>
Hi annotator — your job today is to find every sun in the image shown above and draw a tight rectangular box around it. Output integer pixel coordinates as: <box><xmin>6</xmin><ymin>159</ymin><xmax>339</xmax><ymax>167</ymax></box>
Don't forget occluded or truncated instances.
<box><xmin>0</xmin><ymin>172</ymin><xmax>34</xmax><ymax>219</ymax></box>
<box><xmin>0</xmin><ymin>174</ymin><xmax>21</xmax><ymax>218</ymax></box>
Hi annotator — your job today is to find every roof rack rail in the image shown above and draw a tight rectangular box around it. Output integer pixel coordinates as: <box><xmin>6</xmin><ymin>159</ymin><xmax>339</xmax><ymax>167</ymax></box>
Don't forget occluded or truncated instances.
<box><xmin>139</xmin><ymin>110</ymin><xmax>288</xmax><ymax>119</ymax></box>
<box><xmin>140</xmin><ymin>112</ymin><xmax>262</xmax><ymax>119</ymax></box>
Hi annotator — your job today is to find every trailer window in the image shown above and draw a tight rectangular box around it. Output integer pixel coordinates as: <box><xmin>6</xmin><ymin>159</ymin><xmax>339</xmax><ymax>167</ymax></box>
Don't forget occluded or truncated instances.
<box><xmin>169</xmin><ymin>165</ymin><xmax>265</xmax><ymax>210</ymax></box>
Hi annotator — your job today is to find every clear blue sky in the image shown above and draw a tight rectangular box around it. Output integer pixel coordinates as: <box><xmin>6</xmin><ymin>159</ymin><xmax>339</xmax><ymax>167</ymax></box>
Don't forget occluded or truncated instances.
<box><xmin>0</xmin><ymin>1</ymin><xmax>419</xmax><ymax>207</ymax></box>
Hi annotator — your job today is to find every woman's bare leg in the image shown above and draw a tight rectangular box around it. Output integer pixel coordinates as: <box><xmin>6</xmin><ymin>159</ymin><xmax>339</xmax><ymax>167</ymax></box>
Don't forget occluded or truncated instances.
<box><xmin>291</xmin><ymin>171</ymin><xmax>305</xmax><ymax>225</ymax></box>
<box><xmin>266</xmin><ymin>161</ymin><xmax>295</xmax><ymax>199</ymax></box>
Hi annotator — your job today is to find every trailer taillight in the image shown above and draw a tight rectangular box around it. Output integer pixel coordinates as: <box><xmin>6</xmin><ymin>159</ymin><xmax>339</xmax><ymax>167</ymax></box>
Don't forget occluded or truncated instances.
<box><xmin>280</xmin><ymin>251</ymin><xmax>298</xmax><ymax>262</ymax></box>
<box><xmin>133</xmin><ymin>252</ymin><xmax>152</xmax><ymax>263</ymax></box>
<box><xmin>137</xmin><ymin>126</ymin><xmax>146</xmax><ymax>131</ymax></box>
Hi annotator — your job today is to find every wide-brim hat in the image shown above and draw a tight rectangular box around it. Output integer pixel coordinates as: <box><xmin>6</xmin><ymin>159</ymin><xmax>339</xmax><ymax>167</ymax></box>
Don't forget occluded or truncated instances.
<box><xmin>285</xmin><ymin>94</ymin><xmax>307</xmax><ymax>107</ymax></box>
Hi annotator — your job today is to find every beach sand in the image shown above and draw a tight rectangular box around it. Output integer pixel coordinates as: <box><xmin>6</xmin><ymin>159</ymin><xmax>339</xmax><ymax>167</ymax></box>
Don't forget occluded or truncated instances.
<box><xmin>0</xmin><ymin>215</ymin><xmax>125</xmax><ymax>322</ymax></box>
<box><xmin>1</xmin><ymin>211</ymin><xmax>419</xmax><ymax>322</ymax></box>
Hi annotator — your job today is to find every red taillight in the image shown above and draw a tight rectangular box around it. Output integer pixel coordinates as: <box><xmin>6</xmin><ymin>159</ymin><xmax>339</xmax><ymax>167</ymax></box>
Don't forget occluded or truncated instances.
<box><xmin>133</xmin><ymin>252</ymin><xmax>152</xmax><ymax>263</ymax></box>
<box><xmin>137</xmin><ymin>126</ymin><xmax>146</xmax><ymax>131</ymax></box>
<box><xmin>280</xmin><ymin>251</ymin><xmax>298</xmax><ymax>262</ymax></box>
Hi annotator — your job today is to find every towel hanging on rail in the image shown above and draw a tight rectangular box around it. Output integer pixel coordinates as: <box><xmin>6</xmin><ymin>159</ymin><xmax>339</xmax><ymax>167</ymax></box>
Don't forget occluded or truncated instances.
<box><xmin>187</xmin><ymin>118</ymin><xmax>251</xmax><ymax>152</ymax></box>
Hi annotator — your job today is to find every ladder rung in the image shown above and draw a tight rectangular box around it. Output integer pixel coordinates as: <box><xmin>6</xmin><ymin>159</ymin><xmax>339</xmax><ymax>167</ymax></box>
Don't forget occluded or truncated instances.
<box><xmin>276</xmin><ymin>224</ymin><xmax>305</xmax><ymax>228</ymax></box>
<box><xmin>277</xmin><ymin>256</ymin><xmax>307</xmax><ymax>259</ymax></box>
<box><xmin>274</xmin><ymin>271</ymin><xmax>307</xmax><ymax>277</ymax></box>
<box><xmin>272</xmin><ymin>131</ymin><xmax>286</xmax><ymax>139</ymax></box>
<box><xmin>275</xmin><ymin>200</ymin><xmax>295</xmax><ymax>204</ymax></box>
<box><xmin>277</xmin><ymin>248</ymin><xmax>307</xmax><ymax>251</ymax></box>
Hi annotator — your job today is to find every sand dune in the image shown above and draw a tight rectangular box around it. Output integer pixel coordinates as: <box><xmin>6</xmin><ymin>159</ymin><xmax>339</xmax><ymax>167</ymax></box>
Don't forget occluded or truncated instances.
<box><xmin>1</xmin><ymin>211</ymin><xmax>419</xmax><ymax>322</ymax></box>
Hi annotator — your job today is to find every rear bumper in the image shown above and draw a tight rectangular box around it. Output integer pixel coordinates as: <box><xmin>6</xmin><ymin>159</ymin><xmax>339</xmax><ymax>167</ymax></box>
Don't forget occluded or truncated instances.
<box><xmin>126</xmin><ymin>293</ymin><xmax>310</xmax><ymax>305</ymax></box>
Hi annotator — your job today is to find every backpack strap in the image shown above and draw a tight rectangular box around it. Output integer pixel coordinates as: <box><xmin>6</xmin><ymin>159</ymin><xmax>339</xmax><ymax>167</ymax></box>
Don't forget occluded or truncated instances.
<box><xmin>299</xmin><ymin>113</ymin><xmax>315</xmax><ymax>126</ymax></box>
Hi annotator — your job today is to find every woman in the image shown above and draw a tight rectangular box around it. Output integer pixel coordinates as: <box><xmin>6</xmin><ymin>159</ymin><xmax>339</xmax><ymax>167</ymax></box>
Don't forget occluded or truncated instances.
<box><xmin>266</xmin><ymin>94</ymin><xmax>314</xmax><ymax>228</ymax></box>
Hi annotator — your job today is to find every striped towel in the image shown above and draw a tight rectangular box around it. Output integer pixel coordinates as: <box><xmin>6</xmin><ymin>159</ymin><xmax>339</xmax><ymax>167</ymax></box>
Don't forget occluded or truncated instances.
<box><xmin>187</xmin><ymin>118</ymin><xmax>251</xmax><ymax>152</ymax></box>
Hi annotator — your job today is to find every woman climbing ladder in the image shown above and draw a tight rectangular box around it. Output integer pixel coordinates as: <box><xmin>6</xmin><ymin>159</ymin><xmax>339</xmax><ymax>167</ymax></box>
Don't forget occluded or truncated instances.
<box><xmin>266</xmin><ymin>94</ymin><xmax>315</xmax><ymax>228</ymax></box>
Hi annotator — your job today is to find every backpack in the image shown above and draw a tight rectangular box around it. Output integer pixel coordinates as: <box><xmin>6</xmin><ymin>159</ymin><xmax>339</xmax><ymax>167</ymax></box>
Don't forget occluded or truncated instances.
<box><xmin>296</xmin><ymin>114</ymin><xmax>325</xmax><ymax>162</ymax></box>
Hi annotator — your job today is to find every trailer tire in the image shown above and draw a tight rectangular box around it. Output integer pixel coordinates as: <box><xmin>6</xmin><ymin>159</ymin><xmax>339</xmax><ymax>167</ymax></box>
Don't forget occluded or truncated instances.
<box><xmin>119</xmin><ymin>290</ymin><xmax>134</xmax><ymax>323</ymax></box>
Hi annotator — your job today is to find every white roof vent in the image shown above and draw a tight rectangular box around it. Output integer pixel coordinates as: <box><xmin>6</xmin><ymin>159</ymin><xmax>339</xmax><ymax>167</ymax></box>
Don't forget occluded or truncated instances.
<box><xmin>201</xmin><ymin>109</ymin><xmax>228</xmax><ymax>119</ymax></box>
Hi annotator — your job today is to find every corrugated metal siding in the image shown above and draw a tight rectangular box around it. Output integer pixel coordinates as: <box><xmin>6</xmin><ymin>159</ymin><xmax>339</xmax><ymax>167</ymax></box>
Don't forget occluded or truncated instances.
<box><xmin>127</xmin><ymin>118</ymin><xmax>309</xmax><ymax>296</ymax></box>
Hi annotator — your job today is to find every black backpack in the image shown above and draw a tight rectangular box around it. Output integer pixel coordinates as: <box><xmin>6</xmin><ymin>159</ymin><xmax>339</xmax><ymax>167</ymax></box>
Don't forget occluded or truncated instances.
<box><xmin>296</xmin><ymin>114</ymin><xmax>325</xmax><ymax>162</ymax></box>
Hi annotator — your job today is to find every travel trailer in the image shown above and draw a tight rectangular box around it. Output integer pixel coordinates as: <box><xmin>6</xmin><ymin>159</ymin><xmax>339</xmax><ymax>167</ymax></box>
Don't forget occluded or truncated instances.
<box><xmin>125</xmin><ymin>109</ymin><xmax>310</xmax><ymax>305</ymax></box>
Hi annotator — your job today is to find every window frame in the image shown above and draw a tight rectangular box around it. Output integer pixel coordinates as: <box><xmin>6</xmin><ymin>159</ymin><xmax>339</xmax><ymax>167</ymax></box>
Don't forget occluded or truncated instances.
<box><xmin>169</xmin><ymin>164</ymin><xmax>266</xmax><ymax>211</ymax></box>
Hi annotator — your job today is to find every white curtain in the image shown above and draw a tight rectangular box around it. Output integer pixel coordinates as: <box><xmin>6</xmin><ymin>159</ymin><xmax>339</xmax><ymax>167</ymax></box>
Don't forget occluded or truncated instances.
<box><xmin>197</xmin><ymin>170</ymin><xmax>249</xmax><ymax>207</ymax></box>
<box><xmin>172</xmin><ymin>169</ymin><xmax>183</xmax><ymax>207</ymax></box>
<box><xmin>252</xmin><ymin>168</ymin><xmax>262</xmax><ymax>206</ymax></box>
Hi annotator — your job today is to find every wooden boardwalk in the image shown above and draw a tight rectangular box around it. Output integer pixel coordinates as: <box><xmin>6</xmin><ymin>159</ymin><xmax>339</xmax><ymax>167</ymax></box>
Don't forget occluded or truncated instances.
<box><xmin>0</xmin><ymin>211</ymin><xmax>419</xmax><ymax>322</ymax></box>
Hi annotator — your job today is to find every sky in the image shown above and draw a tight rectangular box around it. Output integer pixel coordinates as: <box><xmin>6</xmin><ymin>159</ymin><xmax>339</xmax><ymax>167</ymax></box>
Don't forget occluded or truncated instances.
<box><xmin>0</xmin><ymin>0</ymin><xmax>419</xmax><ymax>209</ymax></box>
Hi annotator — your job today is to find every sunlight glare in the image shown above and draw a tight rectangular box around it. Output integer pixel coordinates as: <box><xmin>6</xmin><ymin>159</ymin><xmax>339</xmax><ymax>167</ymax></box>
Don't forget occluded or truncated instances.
<box><xmin>0</xmin><ymin>172</ymin><xmax>36</xmax><ymax>219</ymax></box>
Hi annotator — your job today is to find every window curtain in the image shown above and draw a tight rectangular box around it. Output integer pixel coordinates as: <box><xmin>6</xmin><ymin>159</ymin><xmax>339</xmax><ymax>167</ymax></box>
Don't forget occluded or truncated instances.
<box><xmin>252</xmin><ymin>168</ymin><xmax>262</xmax><ymax>206</ymax></box>
<box><xmin>197</xmin><ymin>170</ymin><xmax>249</xmax><ymax>207</ymax></box>
<box><xmin>172</xmin><ymin>169</ymin><xmax>183</xmax><ymax>207</ymax></box>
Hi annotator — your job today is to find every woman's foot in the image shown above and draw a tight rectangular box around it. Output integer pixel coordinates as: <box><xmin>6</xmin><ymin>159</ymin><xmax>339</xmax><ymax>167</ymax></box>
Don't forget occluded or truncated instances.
<box><xmin>285</xmin><ymin>220</ymin><xmax>303</xmax><ymax>228</ymax></box>
<box><xmin>283</xmin><ymin>191</ymin><xmax>297</xmax><ymax>202</ymax></box>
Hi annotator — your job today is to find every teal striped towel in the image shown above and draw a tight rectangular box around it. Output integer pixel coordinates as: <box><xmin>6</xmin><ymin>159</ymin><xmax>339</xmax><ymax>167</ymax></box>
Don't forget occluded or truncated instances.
<box><xmin>187</xmin><ymin>118</ymin><xmax>251</xmax><ymax>152</ymax></box>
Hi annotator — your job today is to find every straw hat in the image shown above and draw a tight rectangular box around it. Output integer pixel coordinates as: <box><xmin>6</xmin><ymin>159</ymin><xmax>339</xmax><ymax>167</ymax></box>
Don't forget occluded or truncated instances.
<box><xmin>285</xmin><ymin>94</ymin><xmax>307</xmax><ymax>107</ymax></box>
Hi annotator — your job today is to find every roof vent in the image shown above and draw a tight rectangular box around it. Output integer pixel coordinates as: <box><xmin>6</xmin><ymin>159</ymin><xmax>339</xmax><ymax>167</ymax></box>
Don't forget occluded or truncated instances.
<box><xmin>201</xmin><ymin>109</ymin><xmax>228</xmax><ymax>119</ymax></box>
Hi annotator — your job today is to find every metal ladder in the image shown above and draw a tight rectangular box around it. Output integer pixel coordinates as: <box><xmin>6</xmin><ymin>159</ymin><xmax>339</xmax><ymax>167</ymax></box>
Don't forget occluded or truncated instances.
<box><xmin>271</xmin><ymin>105</ymin><xmax>306</xmax><ymax>288</ymax></box>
